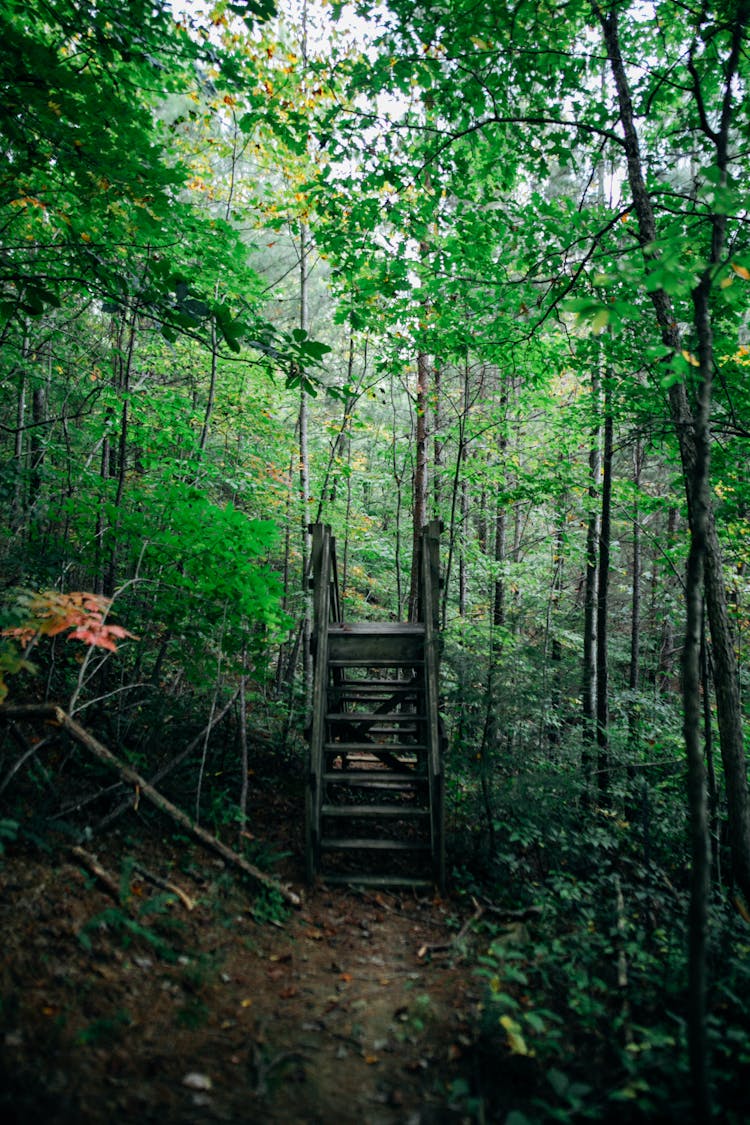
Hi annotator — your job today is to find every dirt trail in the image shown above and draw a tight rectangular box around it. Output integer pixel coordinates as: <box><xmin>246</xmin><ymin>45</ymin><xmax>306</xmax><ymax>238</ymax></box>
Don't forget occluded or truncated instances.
<box><xmin>0</xmin><ymin>834</ymin><xmax>483</xmax><ymax>1124</ymax></box>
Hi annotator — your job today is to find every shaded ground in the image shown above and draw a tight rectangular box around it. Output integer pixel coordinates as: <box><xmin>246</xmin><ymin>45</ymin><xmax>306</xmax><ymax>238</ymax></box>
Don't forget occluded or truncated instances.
<box><xmin>0</xmin><ymin>793</ymin><xmax>488</xmax><ymax>1124</ymax></box>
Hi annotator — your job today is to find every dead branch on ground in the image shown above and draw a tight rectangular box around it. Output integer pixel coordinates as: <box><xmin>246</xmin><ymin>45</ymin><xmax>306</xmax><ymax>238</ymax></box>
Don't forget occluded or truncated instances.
<box><xmin>0</xmin><ymin>703</ymin><xmax>301</xmax><ymax>908</ymax></box>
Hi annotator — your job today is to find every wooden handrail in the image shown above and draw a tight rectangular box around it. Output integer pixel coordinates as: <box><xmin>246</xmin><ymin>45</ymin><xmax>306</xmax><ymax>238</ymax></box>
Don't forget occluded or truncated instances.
<box><xmin>420</xmin><ymin>521</ymin><xmax>445</xmax><ymax>889</ymax></box>
<box><xmin>306</xmin><ymin>524</ymin><xmax>333</xmax><ymax>881</ymax></box>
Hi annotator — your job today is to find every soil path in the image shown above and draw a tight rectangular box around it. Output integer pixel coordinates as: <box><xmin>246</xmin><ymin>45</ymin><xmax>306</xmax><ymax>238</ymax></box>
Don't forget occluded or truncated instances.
<box><xmin>0</xmin><ymin>832</ymin><xmax>483</xmax><ymax>1124</ymax></box>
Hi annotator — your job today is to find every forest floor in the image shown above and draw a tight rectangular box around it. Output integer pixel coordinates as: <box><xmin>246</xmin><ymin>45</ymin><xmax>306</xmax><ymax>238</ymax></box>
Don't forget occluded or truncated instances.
<box><xmin>0</xmin><ymin>786</ymin><xmax>499</xmax><ymax>1124</ymax></box>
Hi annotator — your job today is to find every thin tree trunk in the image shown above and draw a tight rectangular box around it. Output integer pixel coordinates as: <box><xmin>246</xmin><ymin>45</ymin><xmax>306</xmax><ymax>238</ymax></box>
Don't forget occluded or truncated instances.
<box><xmin>596</xmin><ymin>377</ymin><xmax>613</xmax><ymax>798</ymax></box>
<box><xmin>13</xmin><ymin>326</ymin><xmax>29</xmax><ymax>530</ymax></box>
<box><xmin>658</xmin><ymin>506</ymin><xmax>679</xmax><ymax>690</ymax></box>
<box><xmin>29</xmin><ymin>384</ymin><xmax>45</xmax><ymax>515</ymax></box>
<box><xmin>408</xmin><ymin>349</ymin><xmax>429</xmax><ymax>621</ymax></box>
<box><xmin>628</xmin><ymin>439</ymin><xmax>644</xmax><ymax>750</ymax></box>
<box><xmin>443</xmin><ymin>359</ymin><xmax>470</xmax><ymax>628</ymax></box>
<box><xmin>390</xmin><ymin>375</ymin><xmax>405</xmax><ymax>618</ymax></box>
<box><xmin>601</xmin><ymin>1</ymin><xmax>750</xmax><ymax>908</ymax></box>
<box><xmin>459</xmin><ymin>475</ymin><xmax>469</xmax><ymax>618</ymax></box>
<box><xmin>493</xmin><ymin>377</ymin><xmax>510</xmax><ymax>629</ymax></box>
<box><xmin>200</xmin><ymin>116</ymin><xmax>240</xmax><ymax>456</ymax></box>
<box><xmin>433</xmin><ymin>360</ymin><xmax>442</xmax><ymax>515</ymax></box>
<box><xmin>299</xmin><ymin>220</ymin><xmax>312</xmax><ymax>707</ymax></box>
<box><xmin>238</xmin><ymin>671</ymin><xmax>249</xmax><ymax>839</ymax></box>
<box><xmin>702</xmin><ymin>609</ymin><xmax>720</xmax><ymax>889</ymax></box>
<box><xmin>582</xmin><ymin>371</ymin><xmax>601</xmax><ymax>786</ymax></box>
<box><xmin>682</xmin><ymin>274</ymin><xmax>713</xmax><ymax>1122</ymax></box>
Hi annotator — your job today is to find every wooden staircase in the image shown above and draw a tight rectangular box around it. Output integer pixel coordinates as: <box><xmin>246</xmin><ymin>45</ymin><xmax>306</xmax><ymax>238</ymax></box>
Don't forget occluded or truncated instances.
<box><xmin>305</xmin><ymin>522</ymin><xmax>445</xmax><ymax>891</ymax></box>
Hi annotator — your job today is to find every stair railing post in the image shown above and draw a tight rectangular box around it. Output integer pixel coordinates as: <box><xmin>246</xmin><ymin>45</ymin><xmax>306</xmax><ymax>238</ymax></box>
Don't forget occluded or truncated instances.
<box><xmin>420</xmin><ymin>521</ymin><xmax>445</xmax><ymax>891</ymax></box>
<box><xmin>306</xmin><ymin>523</ymin><xmax>332</xmax><ymax>883</ymax></box>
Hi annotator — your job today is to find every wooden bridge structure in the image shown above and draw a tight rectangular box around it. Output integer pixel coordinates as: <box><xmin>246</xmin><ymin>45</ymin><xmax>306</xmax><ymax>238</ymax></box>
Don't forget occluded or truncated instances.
<box><xmin>305</xmin><ymin>522</ymin><xmax>445</xmax><ymax>891</ymax></box>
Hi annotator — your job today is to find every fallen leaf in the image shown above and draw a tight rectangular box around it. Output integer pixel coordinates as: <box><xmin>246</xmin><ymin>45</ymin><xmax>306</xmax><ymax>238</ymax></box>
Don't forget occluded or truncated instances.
<box><xmin>279</xmin><ymin>985</ymin><xmax>299</xmax><ymax>998</ymax></box>
<box><xmin>364</xmin><ymin>1054</ymin><xmax>379</xmax><ymax>1065</ymax></box>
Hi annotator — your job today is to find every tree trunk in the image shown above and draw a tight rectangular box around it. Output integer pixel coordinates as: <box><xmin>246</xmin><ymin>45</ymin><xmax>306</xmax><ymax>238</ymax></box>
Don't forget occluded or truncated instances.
<box><xmin>596</xmin><ymin>377</ymin><xmax>613</xmax><ymax>799</ymax></box>
<box><xmin>681</xmin><ymin>275</ymin><xmax>713</xmax><ymax>1124</ymax></box>
<box><xmin>658</xmin><ymin>506</ymin><xmax>679</xmax><ymax>690</ymax></box>
<box><xmin>600</xmin><ymin>1</ymin><xmax>750</xmax><ymax>908</ymax></box>
<box><xmin>299</xmin><ymin>217</ymin><xmax>313</xmax><ymax>709</ymax></box>
<box><xmin>408</xmin><ymin>349</ymin><xmax>429</xmax><ymax>621</ymax></box>
<box><xmin>582</xmin><ymin>370</ymin><xmax>601</xmax><ymax>786</ymax></box>
<box><xmin>29</xmin><ymin>383</ymin><xmax>46</xmax><ymax>516</ymax></box>
<box><xmin>628</xmin><ymin>439</ymin><xmax>644</xmax><ymax>750</ymax></box>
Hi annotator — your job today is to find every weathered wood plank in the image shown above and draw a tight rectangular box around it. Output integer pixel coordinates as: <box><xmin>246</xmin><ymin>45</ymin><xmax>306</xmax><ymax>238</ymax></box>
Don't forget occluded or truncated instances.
<box><xmin>321</xmin><ymin>874</ymin><xmax>434</xmax><ymax>889</ymax></box>
<box><xmin>321</xmin><ymin>805</ymin><xmax>429</xmax><ymax>818</ymax></box>
<box><xmin>320</xmin><ymin>838</ymin><xmax>431</xmax><ymax>851</ymax></box>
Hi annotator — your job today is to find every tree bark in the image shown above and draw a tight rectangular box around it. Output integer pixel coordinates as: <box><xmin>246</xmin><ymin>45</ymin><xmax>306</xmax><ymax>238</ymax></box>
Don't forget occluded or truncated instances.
<box><xmin>582</xmin><ymin>371</ymin><xmax>601</xmax><ymax>786</ymax></box>
<box><xmin>599</xmin><ymin>0</ymin><xmax>750</xmax><ymax>908</ymax></box>
<box><xmin>408</xmin><ymin>349</ymin><xmax>430</xmax><ymax>620</ymax></box>
<box><xmin>596</xmin><ymin>378</ymin><xmax>613</xmax><ymax>798</ymax></box>
<box><xmin>628</xmin><ymin>438</ymin><xmax>644</xmax><ymax>749</ymax></box>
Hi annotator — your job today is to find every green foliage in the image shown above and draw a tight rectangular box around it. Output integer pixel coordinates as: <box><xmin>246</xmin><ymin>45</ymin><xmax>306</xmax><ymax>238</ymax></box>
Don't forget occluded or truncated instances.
<box><xmin>251</xmin><ymin>884</ymin><xmax>289</xmax><ymax>927</ymax></box>
<box><xmin>78</xmin><ymin>902</ymin><xmax>178</xmax><ymax>961</ymax></box>
<box><xmin>465</xmin><ymin>788</ymin><xmax>750</xmax><ymax>1121</ymax></box>
<box><xmin>77</xmin><ymin>857</ymin><xmax>182</xmax><ymax>961</ymax></box>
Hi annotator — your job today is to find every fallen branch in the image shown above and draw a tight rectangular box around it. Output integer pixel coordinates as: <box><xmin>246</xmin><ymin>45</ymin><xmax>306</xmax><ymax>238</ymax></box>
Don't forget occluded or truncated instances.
<box><xmin>134</xmin><ymin>863</ymin><xmax>197</xmax><ymax>911</ymax></box>
<box><xmin>475</xmin><ymin>898</ymin><xmax>543</xmax><ymax>923</ymax></box>
<box><xmin>70</xmin><ymin>844</ymin><xmax>123</xmax><ymax>905</ymax></box>
<box><xmin>417</xmin><ymin>901</ymin><xmax>484</xmax><ymax>959</ymax></box>
<box><xmin>0</xmin><ymin>704</ymin><xmax>301</xmax><ymax>908</ymax></box>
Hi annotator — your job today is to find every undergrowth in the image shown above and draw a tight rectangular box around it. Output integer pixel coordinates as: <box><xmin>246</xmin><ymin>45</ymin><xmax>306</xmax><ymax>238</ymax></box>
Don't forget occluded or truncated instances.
<box><xmin>451</xmin><ymin>773</ymin><xmax>750</xmax><ymax>1123</ymax></box>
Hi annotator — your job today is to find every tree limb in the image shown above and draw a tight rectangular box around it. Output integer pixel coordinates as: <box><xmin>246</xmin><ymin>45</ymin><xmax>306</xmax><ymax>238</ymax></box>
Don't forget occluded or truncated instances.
<box><xmin>0</xmin><ymin>704</ymin><xmax>301</xmax><ymax>908</ymax></box>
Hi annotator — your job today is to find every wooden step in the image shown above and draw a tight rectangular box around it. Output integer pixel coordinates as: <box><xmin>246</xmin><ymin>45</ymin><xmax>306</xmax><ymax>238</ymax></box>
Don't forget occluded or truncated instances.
<box><xmin>328</xmin><ymin>623</ymin><xmax>425</xmax><ymax>635</ymax></box>
<box><xmin>323</xmin><ymin>771</ymin><xmax>425</xmax><ymax>785</ymax></box>
<box><xmin>321</xmin><ymin>804</ymin><xmax>429</xmax><ymax>818</ymax></box>
<box><xmin>320</xmin><ymin>873</ymin><xmax>434</xmax><ymax>890</ymax></box>
<box><xmin>329</xmin><ymin>681</ymin><xmax>420</xmax><ymax>695</ymax></box>
<box><xmin>327</xmin><ymin>623</ymin><xmax>425</xmax><ymax>666</ymax></box>
<box><xmin>328</xmin><ymin>659</ymin><xmax>425</xmax><ymax>669</ymax></box>
<box><xmin>320</xmin><ymin>838</ymin><xmax>430</xmax><ymax>851</ymax></box>
<box><xmin>328</xmin><ymin>698</ymin><xmax>421</xmax><ymax>710</ymax></box>
<box><xmin>326</xmin><ymin>712</ymin><xmax>425</xmax><ymax>724</ymax></box>
<box><xmin>324</xmin><ymin>742</ymin><xmax>426</xmax><ymax>754</ymax></box>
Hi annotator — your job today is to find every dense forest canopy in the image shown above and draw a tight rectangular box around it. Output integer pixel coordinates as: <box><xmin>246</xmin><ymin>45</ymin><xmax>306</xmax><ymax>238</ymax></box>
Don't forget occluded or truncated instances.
<box><xmin>1</xmin><ymin>0</ymin><xmax>750</xmax><ymax>1120</ymax></box>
